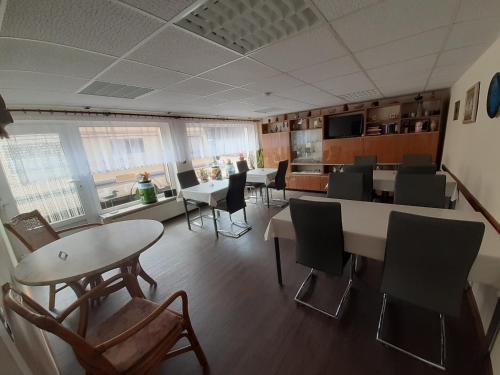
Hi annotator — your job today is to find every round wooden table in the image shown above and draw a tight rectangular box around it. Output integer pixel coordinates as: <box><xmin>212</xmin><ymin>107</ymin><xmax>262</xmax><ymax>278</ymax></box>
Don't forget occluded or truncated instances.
<box><xmin>14</xmin><ymin>219</ymin><xmax>165</xmax><ymax>298</ymax></box>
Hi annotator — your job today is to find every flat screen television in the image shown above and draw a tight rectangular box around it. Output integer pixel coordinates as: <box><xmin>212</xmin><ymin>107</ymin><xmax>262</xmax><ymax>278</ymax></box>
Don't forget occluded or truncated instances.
<box><xmin>326</xmin><ymin>114</ymin><xmax>364</xmax><ymax>139</ymax></box>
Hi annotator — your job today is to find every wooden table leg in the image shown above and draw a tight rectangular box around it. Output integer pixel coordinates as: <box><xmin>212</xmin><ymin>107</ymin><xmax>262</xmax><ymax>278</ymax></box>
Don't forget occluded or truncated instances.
<box><xmin>212</xmin><ymin>207</ymin><xmax>219</xmax><ymax>239</ymax></box>
<box><xmin>67</xmin><ymin>281</ymin><xmax>89</xmax><ymax>335</ymax></box>
<box><xmin>274</xmin><ymin>237</ymin><xmax>283</xmax><ymax>286</ymax></box>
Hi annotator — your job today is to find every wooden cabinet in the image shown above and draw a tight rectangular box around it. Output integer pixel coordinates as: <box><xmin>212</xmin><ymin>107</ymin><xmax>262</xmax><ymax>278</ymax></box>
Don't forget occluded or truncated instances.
<box><xmin>323</xmin><ymin>138</ymin><xmax>363</xmax><ymax>164</ymax></box>
<box><xmin>319</xmin><ymin>175</ymin><xmax>329</xmax><ymax>192</ymax></box>
<box><xmin>262</xmin><ymin>133</ymin><xmax>290</xmax><ymax>168</ymax></box>
<box><xmin>398</xmin><ymin>132</ymin><xmax>439</xmax><ymax>162</ymax></box>
<box><xmin>363</xmin><ymin>135</ymin><xmax>402</xmax><ymax>163</ymax></box>
<box><xmin>286</xmin><ymin>174</ymin><xmax>324</xmax><ymax>191</ymax></box>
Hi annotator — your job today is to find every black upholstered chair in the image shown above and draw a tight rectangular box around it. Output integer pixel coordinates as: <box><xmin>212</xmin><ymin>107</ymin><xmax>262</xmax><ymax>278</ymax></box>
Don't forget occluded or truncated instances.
<box><xmin>354</xmin><ymin>155</ymin><xmax>377</xmax><ymax>167</ymax></box>
<box><xmin>394</xmin><ymin>174</ymin><xmax>446</xmax><ymax>208</ymax></box>
<box><xmin>402</xmin><ymin>154</ymin><xmax>433</xmax><ymax>166</ymax></box>
<box><xmin>327</xmin><ymin>172</ymin><xmax>364</xmax><ymax>201</ymax></box>
<box><xmin>289</xmin><ymin>198</ymin><xmax>355</xmax><ymax>319</ymax></box>
<box><xmin>377</xmin><ymin>211</ymin><xmax>485</xmax><ymax>370</ymax></box>
<box><xmin>343</xmin><ymin>164</ymin><xmax>374</xmax><ymax>201</ymax></box>
<box><xmin>214</xmin><ymin>172</ymin><xmax>250</xmax><ymax>238</ymax></box>
<box><xmin>398</xmin><ymin>164</ymin><xmax>437</xmax><ymax>174</ymax></box>
<box><xmin>237</xmin><ymin>160</ymin><xmax>264</xmax><ymax>204</ymax></box>
<box><xmin>265</xmin><ymin>160</ymin><xmax>288</xmax><ymax>208</ymax></box>
<box><xmin>177</xmin><ymin>170</ymin><xmax>208</xmax><ymax>230</ymax></box>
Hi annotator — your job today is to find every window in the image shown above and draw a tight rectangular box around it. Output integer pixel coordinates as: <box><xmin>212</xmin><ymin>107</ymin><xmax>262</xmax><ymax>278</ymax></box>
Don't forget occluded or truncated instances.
<box><xmin>79</xmin><ymin>126</ymin><xmax>173</xmax><ymax>209</ymax></box>
<box><xmin>0</xmin><ymin>134</ymin><xmax>85</xmax><ymax>223</ymax></box>
<box><xmin>185</xmin><ymin>121</ymin><xmax>258</xmax><ymax>180</ymax></box>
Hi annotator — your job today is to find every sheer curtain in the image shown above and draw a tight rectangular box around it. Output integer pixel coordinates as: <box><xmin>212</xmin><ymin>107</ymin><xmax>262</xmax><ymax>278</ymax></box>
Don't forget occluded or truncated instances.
<box><xmin>183</xmin><ymin>119</ymin><xmax>259</xmax><ymax>160</ymax></box>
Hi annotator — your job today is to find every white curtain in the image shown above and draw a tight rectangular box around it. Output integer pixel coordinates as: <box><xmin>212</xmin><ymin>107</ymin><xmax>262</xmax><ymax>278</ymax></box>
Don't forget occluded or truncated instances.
<box><xmin>79</xmin><ymin>126</ymin><xmax>166</xmax><ymax>174</ymax></box>
<box><xmin>183</xmin><ymin>119</ymin><xmax>259</xmax><ymax>160</ymax></box>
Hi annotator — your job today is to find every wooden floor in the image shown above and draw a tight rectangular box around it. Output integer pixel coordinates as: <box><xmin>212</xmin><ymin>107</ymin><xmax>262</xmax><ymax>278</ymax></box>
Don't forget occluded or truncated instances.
<box><xmin>32</xmin><ymin>191</ymin><xmax>491</xmax><ymax>375</ymax></box>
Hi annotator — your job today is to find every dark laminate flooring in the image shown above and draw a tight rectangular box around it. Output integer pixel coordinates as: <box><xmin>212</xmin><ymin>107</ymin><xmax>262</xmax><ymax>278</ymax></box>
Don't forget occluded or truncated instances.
<box><xmin>30</xmin><ymin>191</ymin><xmax>491</xmax><ymax>375</ymax></box>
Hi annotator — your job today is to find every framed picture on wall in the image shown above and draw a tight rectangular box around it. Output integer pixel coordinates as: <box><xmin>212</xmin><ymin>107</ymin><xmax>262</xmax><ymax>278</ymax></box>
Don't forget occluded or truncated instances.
<box><xmin>453</xmin><ymin>100</ymin><xmax>460</xmax><ymax>120</ymax></box>
<box><xmin>463</xmin><ymin>82</ymin><xmax>480</xmax><ymax>124</ymax></box>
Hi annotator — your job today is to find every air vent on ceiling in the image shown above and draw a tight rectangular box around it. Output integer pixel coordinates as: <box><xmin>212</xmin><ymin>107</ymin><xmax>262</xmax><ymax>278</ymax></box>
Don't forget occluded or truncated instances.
<box><xmin>337</xmin><ymin>89</ymin><xmax>380</xmax><ymax>102</ymax></box>
<box><xmin>254</xmin><ymin>107</ymin><xmax>284</xmax><ymax>114</ymax></box>
<box><xmin>78</xmin><ymin>81</ymin><xmax>155</xmax><ymax>99</ymax></box>
<box><xmin>175</xmin><ymin>0</ymin><xmax>321</xmax><ymax>54</ymax></box>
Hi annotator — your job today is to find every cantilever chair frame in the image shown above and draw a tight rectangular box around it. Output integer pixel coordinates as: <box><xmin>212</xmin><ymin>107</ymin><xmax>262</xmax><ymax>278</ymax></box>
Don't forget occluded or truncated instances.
<box><xmin>2</xmin><ymin>273</ymin><xmax>208</xmax><ymax>374</ymax></box>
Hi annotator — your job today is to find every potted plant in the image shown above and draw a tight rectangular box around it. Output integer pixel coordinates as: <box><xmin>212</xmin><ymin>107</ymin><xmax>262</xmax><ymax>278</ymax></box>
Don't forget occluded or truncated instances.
<box><xmin>137</xmin><ymin>171</ymin><xmax>157</xmax><ymax>204</ymax></box>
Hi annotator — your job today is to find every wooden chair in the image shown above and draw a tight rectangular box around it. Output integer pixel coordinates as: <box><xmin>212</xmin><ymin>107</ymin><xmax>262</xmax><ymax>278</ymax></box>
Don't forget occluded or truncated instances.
<box><xmin>3</xmin><ymin>273</ymin><xmax>208</xmax><ymax>374</ymax></box>
<box><xmin>4</xmin><ymin>210</ymin><xmax>157</xmax><ymax>310</ymax></box>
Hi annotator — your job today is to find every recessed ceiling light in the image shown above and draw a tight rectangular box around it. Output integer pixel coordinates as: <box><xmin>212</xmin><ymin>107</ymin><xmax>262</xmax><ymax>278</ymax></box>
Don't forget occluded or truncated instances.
<box><xmin>175</xmin><ymin>0</ymin><xmax>321</xmax><ymax>54</ymax></box>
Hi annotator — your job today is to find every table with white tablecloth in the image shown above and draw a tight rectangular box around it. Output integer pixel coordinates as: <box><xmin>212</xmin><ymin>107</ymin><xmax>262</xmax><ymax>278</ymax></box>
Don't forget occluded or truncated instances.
<box><xmin>265</xmin><ymin>195</ymin><xmax>500</xmax><ymax>288</ymax></box>
<box><xmin>178</xmin><ymin>180</ymin><xmax>228</xmax><ymax>207</ymax></box>
<box><xmin>246</xmin><ymin>168</ymin><xmax>277</xmax><ymax>185</ymax></box>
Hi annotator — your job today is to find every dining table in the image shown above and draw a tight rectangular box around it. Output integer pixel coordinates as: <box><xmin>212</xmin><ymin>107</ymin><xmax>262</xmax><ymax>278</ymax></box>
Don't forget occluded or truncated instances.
<box><xmin>264</xmin><ymin>195</ymin><xmax>500</xmax><ymax>288</ymax></box>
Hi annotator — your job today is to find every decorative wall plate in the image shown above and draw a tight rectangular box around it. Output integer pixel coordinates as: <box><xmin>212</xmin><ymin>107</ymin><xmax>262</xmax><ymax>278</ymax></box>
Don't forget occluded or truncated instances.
<box><xmin>486</xmin><ymin>72</ymin><xmax>500</xmax><ymax>118</ymax></box>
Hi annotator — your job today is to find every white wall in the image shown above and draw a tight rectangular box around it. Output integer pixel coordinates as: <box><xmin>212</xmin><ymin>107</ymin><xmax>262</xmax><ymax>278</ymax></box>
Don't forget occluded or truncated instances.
<box><xmin>442</xmin><ymin>36</ymin><xmax>500</xmax><ymax>373</ymax></box>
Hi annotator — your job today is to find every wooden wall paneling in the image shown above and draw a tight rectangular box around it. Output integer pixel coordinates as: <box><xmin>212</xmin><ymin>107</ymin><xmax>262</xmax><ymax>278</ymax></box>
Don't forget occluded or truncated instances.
<box><xmin>323</xmin><ymin>138</ymin><xmax>363</xmax><ymax>164</ymax></box>
<box><xmin>399</xmin><ymin>132</ymin><xmax>439</xmax><ymax>162</ymax></box>
<box><xmin>362</xmin><ymin>135</ymin><xmax>402</xmax><ymax>163</ymax></box>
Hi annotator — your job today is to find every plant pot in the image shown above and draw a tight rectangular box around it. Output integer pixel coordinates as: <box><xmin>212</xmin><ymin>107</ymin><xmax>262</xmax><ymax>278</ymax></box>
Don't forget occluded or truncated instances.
<box><xmin>138</xmin><ymin>180</ymin><xmax>157</xmax><ymax>204</ymax></box>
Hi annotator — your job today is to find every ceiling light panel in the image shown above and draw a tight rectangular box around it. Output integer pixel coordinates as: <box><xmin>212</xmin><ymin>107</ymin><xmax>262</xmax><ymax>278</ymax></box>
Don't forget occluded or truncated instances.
<box><xmin>175</xmin><ymin>0</ymin><xmax>322</xmax><ymax>54</ymax></box>
<box><xmin>78</xmin><ymin>81</ymin><xmax>155</xmax><ymax>99</ymax></box>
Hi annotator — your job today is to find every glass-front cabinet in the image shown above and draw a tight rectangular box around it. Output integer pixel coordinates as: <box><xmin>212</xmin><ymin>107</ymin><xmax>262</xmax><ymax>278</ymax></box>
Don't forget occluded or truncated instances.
<box><xmin>290</xmin><ymin>128</ymin><xmax>323</xmax><ymax>163</ymax></box>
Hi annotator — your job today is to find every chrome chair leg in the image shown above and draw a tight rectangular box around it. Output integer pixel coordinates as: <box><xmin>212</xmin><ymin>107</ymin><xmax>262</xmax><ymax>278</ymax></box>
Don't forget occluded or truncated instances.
<box><xmin>294</xmin><ymin>256</ymin><xmax>355</xmax><ymax>319</ymax></box>
<box><xmin>266</xmin><ymin>187</ymin><xmax>288</xmax><ymax>208</ymax></box>
<box><xmin>217</xmin><ymin>209</ymin><xmax>251</xmax><ymax>238</ymax></box>
<box><xmin>376</xmin><ymin>294</ymin><xmax>447</xmax><ymax>371</ymax></box>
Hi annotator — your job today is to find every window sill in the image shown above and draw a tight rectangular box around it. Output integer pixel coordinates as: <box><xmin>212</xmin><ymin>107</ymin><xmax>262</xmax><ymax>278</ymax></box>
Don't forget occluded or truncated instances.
<box><xmin>99</xmin><ymin>196</ymin><xmax>177</xmax><ymax>222</ymax></box>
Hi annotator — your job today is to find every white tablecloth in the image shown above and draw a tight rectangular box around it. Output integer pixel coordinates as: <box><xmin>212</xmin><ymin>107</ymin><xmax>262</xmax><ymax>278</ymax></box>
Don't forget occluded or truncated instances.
<box><xmin>246</xmin><ymin>168</ymin><xmax>277</xmax><ymax>185</ymax></box>
<box><xmin>178</xmin><ymin>180</ymin><xmax>228</xmax><ymax>207</ymax></box>
<box><xmin>373</xmin><ymin>170</ymin><xmax>458</xmax><ymax>200</ymax></box>
<box><xmin>264</xmin><ymin>195</ymin><xmax>500</xmax><ymax>288</ymax></box>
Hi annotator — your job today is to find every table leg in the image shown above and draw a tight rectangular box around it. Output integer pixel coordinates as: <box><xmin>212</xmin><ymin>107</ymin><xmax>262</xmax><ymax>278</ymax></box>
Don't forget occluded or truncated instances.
<box><xmin>183</xmin><ymin>198</ymin><xmax>192</xmax><ymax>230</ymax></box>
<box><xmin>487</xmin><ymin>298</ymin><xmax>500</xmax><ymax>353</ymax></box>
<box><xmin>267</xmin><ymin>186</ymin><xmax>270</xmax><ymax>208</ymax></box>
<box><xmin>67</xmin><ymin>281</ymin><xmax>89</xmax><ymax>335</ymax></box>
<box><xmin>274</xmin><ymin>237</ymin><xmax>282</xmax><ymax>286</ymax></box>
<box><xmin>212</xmin><ymin>207</ymin><xmax>219</xmax><ymax>239</ymax></box>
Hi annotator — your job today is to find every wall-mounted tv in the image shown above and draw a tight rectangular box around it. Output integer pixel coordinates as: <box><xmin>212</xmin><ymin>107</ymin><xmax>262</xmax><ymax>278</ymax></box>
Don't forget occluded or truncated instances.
<box><xmin>326</xmin><ymin>114</ymin><xmax>364</xmax><ymax>139</ymax></box>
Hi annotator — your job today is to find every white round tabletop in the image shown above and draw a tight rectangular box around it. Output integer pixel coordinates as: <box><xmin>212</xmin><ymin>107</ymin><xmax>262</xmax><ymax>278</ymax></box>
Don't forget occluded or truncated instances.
<box><xmin>14</xmin><ymin>220</ymin><xmax>164</xmax><ymax>286</ymax></box>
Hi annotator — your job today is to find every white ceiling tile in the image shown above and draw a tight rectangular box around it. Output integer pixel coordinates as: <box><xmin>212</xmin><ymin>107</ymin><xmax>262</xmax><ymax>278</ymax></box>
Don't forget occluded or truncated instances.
<box><xmin>427</xmin><ymin>65</ymin><xmax>469</xmax><ymax>88</ymax></box>
<box><xmin>0</xmin><ymin>71</ymin><xmax>87</xmax><ymax>92</ymax></box>
<box><xmin>436</xmin><ymin>44</ymin><xmax>489</xmax><ymax>67</ymax></box>
<box><xmin>455</xmin><ymin>0</ymin><xmax>500</xmax><ymax>22</ymax></box>
<box><xmin>0</xmin><ymin>0</ymin><xmax>163</xmax><ymax>56</ymax></box>
<box><xmin>209</xmin><ymin>88</ymin><xmax>257</xmax><ymax>101</ymax></box>
<box><xmin>128</xmin><ymin>26</ymin><xmax>241</xmax><ymax>75</ymax></box>
<box><xmin>445</xmin><ymin>18</ymin><xmax>500</xmax><ymax>50</ymax></box>
<box><xmin>243</xmin><ymin>74</ymin><xmax>304</xmax><ymax>94</ymax></box>
<box><xmin>367</xmin><ymin>55</ymin><xmax>437</xmax><ymax>85</ymax></box>
<box><xmin>189</xmin><ymin>96</ymin><xmax>228</xmax><ymax>107</ymax></box>
<box><xmin>199</xmin><ymin>58</ymin><xmax>279</xmax><ymax>86</ymax></box>
<box><xmin>315</xmin><ymin>72</ymin><xmax>376</xmax><ymax>95</ymax></box>
<box><xmin>168</xmin><ymin>78</ymin><xmax>233</xmax><ymax>96</ymax></box>
<box><xmin>376</xmin><ymin>71</ymin><xmax>431</xmax><ymax>97</ymax></box>
<box><xmin>120</xmin><ymin>0</ymin><xmax>197</xmax><ymax>21</ymax></box>
<box><xmin>99</xmin><ymin>60</ymin><xmax>190</xmax><ymax>89</ymax></box>
<box><xmin>275</xmin><ymin>85</ymin><xmax>339</xmax><ymax>106</ymax></box>
<box><xmin>289</xmin><ymin>55</ymin><xmax>360</xmax><ymax>83</ymax></box>
<box><xmin>249</xmin><ymin>25</ymin><xmax>347</xmax><ymax>72</ymax></box>
<box><xmin>140</xmin><ymin>89</ymin><xmax>202</xmax><ymax>103</ymax></box>
<box><xmin>355</xmin><ymin>28</ymin><xmax>448</xmax><ymax>70</ymax></box>
<box><xmin>312</xmin><ymin>0</ymin><xmax>380</xmax><ymax>21</ymax></box>
<box><xmin>331</xmin><ymin>0</ymin><xmax>458</xmax><ymax>51</ymax></box>
<box><xmin>0</xmin><ymin>39</ymin><xmax>115</xmax><ymax>78</ymax></box>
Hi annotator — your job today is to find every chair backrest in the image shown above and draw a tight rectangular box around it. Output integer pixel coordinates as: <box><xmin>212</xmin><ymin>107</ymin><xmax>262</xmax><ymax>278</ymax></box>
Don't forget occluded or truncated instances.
<box><xmin>2</xmin><ymin>283</ymin><xmax>118</xmax><ymax>373</ymax></box>
<box><xmin>394</xmin><ymin>174</ymin><xmax>446</xmax><ymax>208</ymax></box>
<box><xmin>177</xmin><ymin>170</ymin><xmax>199</xmax><ymax>189</ymax></box>
<box><xmin>225</xmin><ymin>172</ymin><xmax>247</xmax><ymax>213</ymax></box>
<box><xmin>381</xmin><ymin>211</ymin><xmax>485</xmax><ymax>317</ymax></box>
<box><xmin>398</xmin><ymin>164</ymin><xmax>437</xmax><ymax>174</ymax></box>
<box><xmin>327</xmin><ymin>172</ymin><xmax>364</xmax><ymax>201</ymax></box>
<box><xmin>402</xmin><ymin>153</ymin><xmax>433</xmax><ymax>165</ymax></box>
<box><xmin>289</xmin><ymin>198</ymin><xmax>346</xmax><ymax>276</ymax></box>
<box><xmin>354</xmin><ymin>155</ymin><xmax>377</xmax><ymax>167</ymax></box>
<box><xmin>4</xmin><ymin>210</ymin><xmax>59</xmax><ymax>252</ymax></box>
<box><xmin>236</xmin><ymin>160</ymin><xmax>250</xmax><ymax>173</ymax></box>
<box><xmin>343</xmin><ymin>165</ymin><xmax>373</xmax><ymax>201</ymax></box>
<box><xmin>274</xmin><ymin>160</ymin><xmax>288</xmax><ymax>190</ymax></box>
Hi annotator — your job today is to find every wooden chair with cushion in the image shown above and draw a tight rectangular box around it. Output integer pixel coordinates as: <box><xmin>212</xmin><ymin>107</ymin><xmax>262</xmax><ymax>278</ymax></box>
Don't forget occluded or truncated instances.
<box><xmin>4</xmin><ymin>210</ymin><xmax>157</xmax><ymax>310</ymax></box>
<box><xmin>3</xmin><ymin>273</ymin><xmax>208</xmax><ymax>375</ymax></box>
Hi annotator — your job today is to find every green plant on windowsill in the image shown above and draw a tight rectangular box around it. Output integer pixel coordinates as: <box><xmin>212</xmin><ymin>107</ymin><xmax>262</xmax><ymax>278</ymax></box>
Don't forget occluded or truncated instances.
<box><xmin>256</xmin><ymin>148</ymin><xmax>264</xmax><ymax>168</ymax></box>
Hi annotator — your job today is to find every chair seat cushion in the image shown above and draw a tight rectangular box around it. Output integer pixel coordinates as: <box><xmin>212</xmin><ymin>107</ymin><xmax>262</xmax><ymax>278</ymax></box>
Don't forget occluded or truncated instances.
<box><xmin>86</xmin><ymin>297</ymin><xmax>183</xmax><ymax>372</ymax></box>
